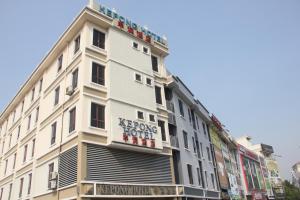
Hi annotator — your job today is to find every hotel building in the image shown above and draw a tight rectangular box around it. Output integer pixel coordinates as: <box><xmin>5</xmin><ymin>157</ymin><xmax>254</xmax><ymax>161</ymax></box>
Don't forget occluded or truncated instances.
<box><xmin>0</xmin><ymin>1</ymin><xmax>220</xmax><ymax>199</ymax></box>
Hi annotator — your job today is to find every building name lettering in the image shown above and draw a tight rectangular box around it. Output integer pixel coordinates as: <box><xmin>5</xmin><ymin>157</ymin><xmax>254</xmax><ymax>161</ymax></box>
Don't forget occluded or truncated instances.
<box><xmin>96</xmin><ymin>184</ymin><xmax>176</xmax><ymax>196</ymax></box>
<box><xmin>98</xmin><ymin>5</ymin><xmax>167</xmax><ymax>45</ymax></box>
<box><xmin>119</xmin><ymin>118</ymin><xmax>157</xmax><ymax>140</ymax></box>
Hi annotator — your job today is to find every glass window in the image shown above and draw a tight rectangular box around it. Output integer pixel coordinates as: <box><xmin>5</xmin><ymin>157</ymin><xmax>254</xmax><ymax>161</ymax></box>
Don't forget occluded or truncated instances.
<box><xmin>178</xmin><ymin>99</ymin><xmax>184</xmax><ymax>117</ymax></box>
<box><xmin>149</xmin><ymin>114</ymin><xmax>155</xmax><ymax>122</ymax></box>
<box><xmin>143</xmin><ymin>46</ymin><xmax>148</xmax><ymax>54</ymax></box>
<box><xmin>57</xmin><ymin>55</ymin><xmax>63</xmax><ymax>72</ymax></box>
<box><xmin>187</xmin><ymin>164</ymin><xmax>193</xmax><ymax>185</ymax></box>
<box><xmin>51</xmin><ymin>122</ymin><xmax>57</xmax><ymax>145</ymax></box>
<box><xmin>137</xmin><ymin>111</ymin><xmax>144</xmax><ymax>120</ymax></box>
<box><xmin>183</xmin><ymin>131</ymin><xmax>188</xmax><ymax>149</ymax></box>
<box><xmin>155</xmin><ymin>86</ymin><xmax>162</xmax><ymax>104</ymax></box>
<box><xmin>72</xmin><ymin>69</ymin><xmax>78</xmax><ymax>89</ymax></box>
<box><xmin>69</xmin><ymin>108</ymin><xmax>76</xmax><ymax>133</ymax></box>
<box><xmin>93</xmin><ymin>29</ymin><xmax>105</xmax><ymax>49</ymax></box>
<box><xmin>92</xmin><ymin>62</ymin><xmax>105</xmax><ymax>85</ymax></box>
<box><xmin>54</xmin><ymin>86</ymin><xmax>60</xmax><ymax>106</ymax></box>
<box><xmin>151</xmin><ymin>55</ymin><xmax>158</xmax><ymax>72</ymax></box>
<box><xmin>48</xmin><ymin>163</ymin><xmax>54</xmax><ymax>189</ymax></box>
<box><xmin>19</xmin><ymin>178</ymin><xmax>24</xmax><ymax>198</ymax></box>
<box><xmin>74</xmin><ymin>35</ymin><xmax>80</xmax><ymax>54</ymax></box>
<box><xmin>146</xmin><ymin>78</ymin><xmax>152</xmax><ymax>86</ymax></box>
<box><xmin>132</xmin><ymin>41</ymin><xmax>139</xmax><ymax>49</ymax></box>
<box><xmin>28</xmin><ymin>173</ymin><xmax>32</xmax><ymax>194</ymax></box>
<box><xmin>91</xmin><ymin>103</ymin><xmax>105</xmax><ymax>129</ymax></box>
<box><xmin>23</xmin><ymin>145</ymin><xmax>28</xmax><ymax>163</ymax></box>
<box><xmin>158</xmin><ymin>120</ymin><xmax>166</xmax><ymax>141</ymax></box>
<box><xmin>135</xmin><ymin>73</ymin><xmax>142</xmax><ymax>82</ymax></box>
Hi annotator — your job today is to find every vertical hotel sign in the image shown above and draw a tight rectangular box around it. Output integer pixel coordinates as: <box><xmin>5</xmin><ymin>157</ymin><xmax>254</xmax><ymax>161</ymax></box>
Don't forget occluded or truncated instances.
<box><xmin>91</xmin><ymin>2</ymin><xmax>167</xmax><ymax>46</ymax></box>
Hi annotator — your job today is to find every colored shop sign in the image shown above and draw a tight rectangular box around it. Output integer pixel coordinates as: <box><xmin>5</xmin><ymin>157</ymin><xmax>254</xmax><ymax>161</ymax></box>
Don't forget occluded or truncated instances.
<box><xmin>98</xmin><ymin>4</ymin><xmax>167</xmax><ymax>46</ymax></box>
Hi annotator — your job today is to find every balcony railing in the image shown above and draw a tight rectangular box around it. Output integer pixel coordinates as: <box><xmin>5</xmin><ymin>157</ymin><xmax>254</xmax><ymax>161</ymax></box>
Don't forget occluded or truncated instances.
<box><xmin>166</xmin><ymin>101</ymin><xmax>175</xmax><ymax>112</ymax></box>
<box><xmin>170</xmin><ymin>135</ymin><xmax>179</xmax><ymax>148</ymax></box>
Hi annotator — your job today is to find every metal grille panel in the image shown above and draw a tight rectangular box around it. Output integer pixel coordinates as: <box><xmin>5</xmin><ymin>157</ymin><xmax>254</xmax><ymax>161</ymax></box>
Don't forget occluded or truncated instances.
<box><xmin>86</xmin><ymin>144</ymin><xmax>172</xmax><ymax>184</ymax></box>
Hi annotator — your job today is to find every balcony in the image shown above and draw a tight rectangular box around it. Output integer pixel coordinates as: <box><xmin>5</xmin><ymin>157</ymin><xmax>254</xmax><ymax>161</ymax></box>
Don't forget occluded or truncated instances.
<box><xmin>170</xmin><ymin>135</ymin><xmax>179</xmax><ymax>149</ymax></box>
<box><xmin>168</xmin><ymin>113</ymin><xmax>177</xmax><ymax>126</ymax></box>
<box><xmin>166</xmin><ymin>101</ymin><xmax>175</xmax><ymax>112</ymax></box>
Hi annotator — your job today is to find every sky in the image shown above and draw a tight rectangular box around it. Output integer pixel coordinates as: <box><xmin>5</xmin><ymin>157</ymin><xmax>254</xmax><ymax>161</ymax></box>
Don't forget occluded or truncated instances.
<box><xmin>0</xmin><ymin>0</ymin><xmax>299</xmax><ymax>180</ymax></box>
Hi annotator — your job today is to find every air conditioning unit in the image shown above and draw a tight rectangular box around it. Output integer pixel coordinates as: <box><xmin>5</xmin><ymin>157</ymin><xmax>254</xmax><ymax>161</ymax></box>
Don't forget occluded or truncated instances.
<box><xmin>50</xmin><ymin>172</ymin><xmax>58</xmax><ymax>180</ymax></box>
<box><xmin>49</xmin><ymin>180</ymin><xmax>57</xmax><ymax>190</ymax></box>
<box><xmin>66</xmin><ymin>86</ymin><xmax>74</xmax><ymax>96</ymax></box>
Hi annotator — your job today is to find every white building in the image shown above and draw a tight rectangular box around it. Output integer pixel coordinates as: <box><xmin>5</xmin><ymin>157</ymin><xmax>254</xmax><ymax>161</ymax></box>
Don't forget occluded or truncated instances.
<box><xmin>0</xmin><ymin>1</ymin><xmax>221</xmax><ymax>200</ymax></box>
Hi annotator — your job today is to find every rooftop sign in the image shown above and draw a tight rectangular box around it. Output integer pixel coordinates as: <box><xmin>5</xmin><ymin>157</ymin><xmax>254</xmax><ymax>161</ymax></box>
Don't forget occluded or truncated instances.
<box><xmin>90</xmin><ymin>1</ymin><xmax>167</xmax><ymax>46</ymax></box>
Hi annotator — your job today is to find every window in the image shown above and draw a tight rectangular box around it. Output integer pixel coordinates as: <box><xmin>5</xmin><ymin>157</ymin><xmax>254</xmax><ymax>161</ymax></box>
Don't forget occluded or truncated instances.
<box><xmin>8</xmin><ymin>134</ymin><xmax>12</xmax><ymax>148</ymax></box>
<box><xmin>93</xmin><ymin>29</ymin><xmax>105</xmax><ymax>49</ymax></box>
<box><xmin>35</xmin><ymin>107</ymin><xmax>39</xmax><ymax>123</ymax></box>
<box><xmin>149</xmin><ymin>114</ymin><xmax>155</xmax><ymax>122</ymax></box>
<box><xmin>31</xmin><ymin>87</ymin><xmax>35</xmax><ymax>102</ymax></box>
<box><xmin>28</xmin><ymin>173</ymin><xmax>32</xmax><ymax>194</ymax></box>
<box><xmin>92</xmin><ymin>62</ymin><xmax>105</xmax><ymax>85</ymax></box>
<box><xmin>1</xmin><ymin>141</ymin><xmax>4</xmax><ymax>154</ymax></box>
<box><xmin>19</xmin><ymin>178</ymin><xmax>24</xmax><ymax>198</ymax></box>
<box><xmin>21</xmin><ymin>100</ymin><xmax>25</xmax><ymax>113</ymax></box>
<box><xmin>183</xmin><ymin>131</ymin><xmax>188</xmax><ymax>149</ymax></box>
<box><xmin>146</xmin><ymin>78</ymin><xmax>152</xmax><ymax>86</ymax></box>
<box><xmin>200</xmin><ymin>143</ymin><xmax>203</xmax><ymax>157</ymax></box>
<box><xmin>155</xmin><ymin>86</ymin><xmax>162</xmax><ymax>104</ymax></box>
<box><xmin>188</xmin><ymin>109</ymin><xmax>192</xmax><ymax>123</ymax></box>
<box><xmin>69</xmin><ymin>108</ymin><xmax>76</xmax><ymax>133</ymax></box>
<box><xmin>202</xmin><ymin>122</ymin><xmax>207</xmax><ymax>135</ymax></box>
<box><xmin>72</xmin><ymin>69</ymin><xmax>78</xmax><ymax>89</ymax></box>
<box><xmin>0</xmin><ymin>188</ymin><xmax>3</xmax><ymax>200</ymax></box>
<box><xmin>13</xmin><ymin>153</ymin><xmax>16</xmax><ymax>169</ymax></box>
<box><xmin>17</xmin><ymin>125</ymin><xmax>21</xmax><ymax>140</ymax></box>
<box><xmin>132</xmin><ymin>41</ymin><xmax>139</xmax><ymax>49</ymax></box>
<box><xmin>211</xmin><ymin>173</ymin><xmax>215</xmax><ymax>189</ymax></box>
<box><xmin>51</xmin><ymin>122</ymin><xmax>57</xmax><ymax>145</ymax></box>
<box><xmin>196</xmin><ymin>116</ymin><xmax>200</xmax><ymax>130</ymax></box>
<box><xmin>207</xmin><ymin>147</ymin><xmax>211</xmax><ymax>161</ymax></box>
<box><xmin>205</xmin><ymin>171</ymin><xmax>208</xmax><ymax>188</ymax></box>
<box><xmin>8</xmin><ymin>183</ymin><xmax>12</xmax><ymax>200</ymax></box>
<box><xmin>23</xmin><ymin>145</ymin><xmax>28</xmax><ymax>163</ymax></box>
<box><xmin>48</xmin><ymin>163</ymin><xmax>54</xmax><ymax>189</ymax></box>
<box><xmin>31</xmin><ymin>139</ymin><xmax>35</xmax><ymax>157</ymax></box>
<box><xmin>39</xmin><ymin>79</ymin><xmax>43</xmax><ymax>93</ymax></box>
<box><xmin>54</xmin><ymin>86</ymin><xmax>60</xmax><ymax>106</ymax></box>
<box><xmin>197</xmin><ymin>168</ymin><xmax>202</xmax><ymax>186</ymax></box>
<box><xmin>151</xmin><ymin>55</ymin><xmax>158</xmax><ymax>72</ymax></box>
<box><xmin>12</xmin><ymin>110</ymin><xmax>16</xmax><ymax>123</ymax></box>
<box><xmin>91</xmin><ymin>103</ymin><xmax>105</xmax><ymax>129</ymax></box>
<box><xmin>137</xmin><ymin>111</ymin><xmax>144</xmax><ymax>120</ymax></box>
<box><xmin>187</xmin><ymin>164</ymin><xmax>193</xmax><ymax>185</ymax></box>
<box><xmin>27</xmin><ymin>114</ymin><xmax>31</xmax><ymax>131</ymax></box>
<box><xmin>192</xmin><ymin>137</ymin><xmax>196</xmax><ymax>153</ymax></box>
<box><xmin>74</xmin><ymin>35</ymin><xmax>80</xmax><ymax>54</ymax></box>
<box><xmin>178</xmin><ymin>99</ymin><xmax>184</xmax><ymax>117</ymax></box>
<box><xmin>57</xmin><ymin>54</ymin><xmax>63</xmax><ymax>72</ymax></box>
<box><xmin>158</xmin><ymin>120</ymin><xmax>166</xmax><ymax>141</ymax></box>
<box><xmin>4</xmin><ymin>159</ymin><xmax>8</xmax><ymax>175</ymax></box>
<box><xmin>135</xmin><ymin>73</ymin><xmax>142</xmax><ymax>82</ymax></box>
<box><xmin>143</xmin><ymin>46</ymin><xmax>148</xmax><ymax>54</ymax></box>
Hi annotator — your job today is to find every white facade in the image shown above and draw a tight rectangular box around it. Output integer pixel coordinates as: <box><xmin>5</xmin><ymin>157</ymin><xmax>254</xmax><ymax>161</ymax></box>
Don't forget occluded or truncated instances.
<box><xmin>0</xmin><ymin>1</ymin><xmax>221</xmax><ymax>200</ymax></box>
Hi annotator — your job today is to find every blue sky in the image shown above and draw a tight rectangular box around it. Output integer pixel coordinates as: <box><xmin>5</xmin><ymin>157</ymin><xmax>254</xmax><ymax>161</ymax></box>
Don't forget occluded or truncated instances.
<box><xmin>0</xmin><ymin>0</ymin><xmax>299</xmax><ymax>179</ymax></box>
